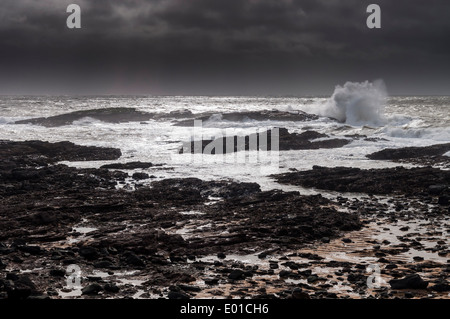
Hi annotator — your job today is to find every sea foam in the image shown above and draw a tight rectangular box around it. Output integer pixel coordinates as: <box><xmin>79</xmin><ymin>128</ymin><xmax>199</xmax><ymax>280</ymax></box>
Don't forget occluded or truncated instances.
<box><xmin>317</xmin><ymin>80</ymin><xmax>387</xmax><ymax>126</ymax></box>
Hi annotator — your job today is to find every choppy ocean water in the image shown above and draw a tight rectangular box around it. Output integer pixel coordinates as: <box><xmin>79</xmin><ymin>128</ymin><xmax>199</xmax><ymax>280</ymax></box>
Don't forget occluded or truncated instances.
<box><xmin>1</xmin><ymin>90</ymin><xmax>449</xmax><ymax>191</ymax></box>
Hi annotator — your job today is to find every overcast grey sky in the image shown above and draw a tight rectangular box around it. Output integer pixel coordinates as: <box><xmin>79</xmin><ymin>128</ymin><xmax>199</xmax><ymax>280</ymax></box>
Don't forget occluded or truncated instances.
<box><xmin>0</xmin><ymin>0</ymin><xmax>449</xmax><ymax>95</ymax></box>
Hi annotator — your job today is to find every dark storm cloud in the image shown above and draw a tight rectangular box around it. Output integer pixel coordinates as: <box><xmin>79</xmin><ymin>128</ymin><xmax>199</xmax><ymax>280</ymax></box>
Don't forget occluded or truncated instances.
<box><xmin>0</xmin><ymin>0</ymin><xmax>449</xmax><ymax>95</ymax></box>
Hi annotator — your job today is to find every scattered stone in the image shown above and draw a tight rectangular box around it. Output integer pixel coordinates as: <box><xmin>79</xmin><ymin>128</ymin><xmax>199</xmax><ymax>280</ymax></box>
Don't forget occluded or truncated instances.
<box><xmin>81</xmin><ymin>283</ymin><xmax>103</xmax><ymax>295</ymax></box>
<box><xmin>272</xmin><ymin>166</ymin><xmax>450</xmax><ymax>196</ymax></box>
<box><xmin>178</xmin><ymin>284</ymin><xmax>202</xmax><ymax>292</ymax></box>
<box><xmin>168</xmin><ymin>291</ymin><xmax>190</xmax><ymax>299</ymax></box>
<box><xmin>430</xmin><ymin>282</ymin><xmax>450</xmax><ymax>292</ymax></box>
<box><xmin>228</xmin><ymin>270</ymin><xmax>245</xmax><ymax>280</ymax></box>
<box><xmin>123</xmin><ymin>252</ymin><xmax>145</xmax><ymax>267</ymax></box>
<box><xmin>5</xmin><ymin>275</ymin><xmax>39</xmax><ymax>300</ymax></box>
<box><xmin>217</xmin><ymin>252</ymin><xmax>226</xmax><ymax>259</ymax></box>
<box><xmin>174</xmin><ymin>110</ymin><xmax>319</xmax><ymax>127</ymax></box>
<box><xmin>389</xmin><ymin>274</ymin><xmax>428</xmax><ymax>290</ymax></box>
<box><xmin>291</xmin><ymin>288</ymin><xmax>310</xmax><ymax>299</ymax></box>
<box><xmin>18</xmin><ymin>246</ymin><xmax>42</xmax><ymax>255</ymax></box>
<box><xmin>204</xmin><ymin>278</ymin><xmax>219</xmax><ymax>286</ymax></box>
<box><xmin>79</xmin><ymin>247</ymin><xmax>99</xmax><ymax>261</ymax></box>
<box><xmin>104</xmin><ymin>283</ymin><xmax>120</xmax><ymax>293</ymax></box>
<box><xmin>180</xmin><ymin>128</ymin><xmax>351</xmax><ymax>154</ymax></box>
<box><xmin>307</xmin><ymin>275</ymin><xmax>319</xmax><ymax>284</ymax></box>
<box><xmin>438</xmin><ymin>196</ymin><xmax>449</xmax><ymax>206</ymax></box>
<box><xmin>132</xmin><ymin>172</ymin><xmax>150</xmax><ymax>180</ymax></box>
<box><xmin>101</xmin><ymin>162</ymin><xmax>154</xmax><ymax>170</ymax></box>
<box><xmin>49</xmin><ymin>269</ymin><xmax>66</xmax><ymax>277</ymax></box>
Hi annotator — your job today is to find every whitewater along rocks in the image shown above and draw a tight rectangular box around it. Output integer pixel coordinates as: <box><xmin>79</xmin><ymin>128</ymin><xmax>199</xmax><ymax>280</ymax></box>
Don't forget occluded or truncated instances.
<box><xmin>179</xmin><ymin>128</ymin><xmax>351</xmax><ymax>154</ymax></box>
<box><xmin>272</xmin><ymin>165</ymin><xmax>450</xmax><ymax>197</ymax></box>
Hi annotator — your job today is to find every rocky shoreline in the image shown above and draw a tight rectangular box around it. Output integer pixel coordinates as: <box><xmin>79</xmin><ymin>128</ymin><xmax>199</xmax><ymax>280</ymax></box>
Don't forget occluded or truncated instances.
<box><xmin>366</xmin><ymin>143</ymin><xmax>450</xmax><ymax>168</ymax></box>
<box><xmin>179</xmin><ymin>128</ymin><xmax>360</xmax><ymax>154</ymax></box>
<box><xmin>1</xmin><ymin>140</ymin><xmax>449</xmax><ymax>299</ymax></box>
<box><xmin>13</xmin><ymin>108</ymin><xmax>320</xmax><ymax>128</ymax></box>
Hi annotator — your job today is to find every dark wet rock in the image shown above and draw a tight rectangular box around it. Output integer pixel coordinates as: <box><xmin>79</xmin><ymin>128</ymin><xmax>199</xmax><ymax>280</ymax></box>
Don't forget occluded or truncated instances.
<box><xmin>273</xmin><ymin>166</ymin><xmax>450</xmax><ymax>196</ymax></box>
<box><xmin>0</xmin><ymin>244</ymin><xmax>14</xmax><ymax>255</ymax></box>
<box><xmin>180</xmin><ymin>128</ymin><xmax>350</xmax><ymax>154</ymax></box>
<box><xmin>169</xmin><ymin>255</ymin><xmax>187</xmax><ymax>263</ymax></box>
<box><xmin>79</xmin><ymin>247</ymin><xmax>99</xmax><ymax>261</ymax></box>
<box><xmin>404</xmin><ymin>292</ymin><xmax>414</xmax><ymax>298</ymax></box>
<box><xmin>15</xmin><ymin>108</ymin><xmax>154</xmax><ymax>127</ymax></box>
<box><xmin>389</xmin><ymin>274</ymin><xmax>428</xmax><ymax>290</ymax></box>
<box><xmin>201</xmin><ymin>190</ymin><xmax>361</xmax><ymax>253</ymax></box>
<box><xmin>29</xmin><ymin>212</ymin><xmax>57</xmax><ymax>225</ymax></box>
<box><xmin>217</xmin><ymin>252</ymin><xmax>226</xmax><ymax>259</ymax></box>
<box><xmin>6</xmin><ymin>273</ymin><xmax>20</xmax><ymax>281</ymax></box>
<box><xmin>269</xmin><ymin>262</ymin><xmax>279</xmax><ymax>270</ymax></box>
<box><xmin>87</xmin><ymin>276</ymin><xmax>104</xmax><ymax>283</ymax></box>
<box><xmin>385</xmin><ymin>264</ymin><xmax>398</xmax><ymax>270</ymax></box>
<box><xmin>204</xmin><ymin>278</ymin><xmax>219</xmax><ymax>286</ymax></box>
<box><xmin>145</xmin><ymin>178</ymin><xmax>261</xmax><ymax>201</ymax></box>
<box><xmin>228</xmin><ymin>269</ymin><xmax>246</xmax><ymax>280</ymax></box>
<box><xmin>0</xmin><ymin>140</ymin><xmax>121</xmax><ymax>164</ymax></box>
<box><xmin>168</xmin><ymin>290</ymin><xmax>190</xmax><ymax>299</ymax></box>
<box><xmin>307</xmin><ymin>275</ymin><xmax>320</xmax><ymax>283</ymax></box>
<box><xmin>94</xmin><ymin>260</ymin><xmax>116</xmax><ymax>269</ymax></box>
<box><xmin>279</xmin><ymin>270</ymin><xmax>292</xmax><ymax>278</ymax></box>
<box><xmin>428</xmin><ymin>185</ymin><xmax>448</xmax><ymax>195</ymax></box>
<box><xmin>132</xmin><ymin>172</ymin><xmax>150</xmax><ymax>180</ymax></box>
<box><xmin>123</xmin><ymin>252</ymin><xmax>145</xmax><ymax>267</ymax></box>
<box><xmin>177</xmin><ymin>284</ymin><xmax>202</xmax><ymax>292</ymax></box>
<box><xmin>27</xmin><ymin>294</ymin><xmax>51</xmax><ymax>300</ymax></box>
<box><xmin>173</xmin><ymin>110</ymin><xmax>319</xmax><ymax>127</ymax></box>
<box><xmin>49</xmin><ymin>269</ymin><xmax>66</xmax><ymax>277</ymax></box>
<box><xmin>81</xmin><ymin>283</ymin><xmax>103</xmax><ymax>295</ymax></box>
<box><xmin>367</xmin><ymin>143</ymin><xmax>450</xmax><ymax>166</ymax></box>
<box><xmin>347</xmin><ymin>273</ymin><xmax>366</xmax><ymax>283</ymax></box>
<box><xmin>5</xmin><ymin>275</ymin><xmax>39</xmax><ymax>300</ymax></box>
<box><xmin>291</xmin><ymin>288</ymin><xmax>310</xmax><ymax>299</ymax></box>
<box><xmin>258</xmin><ymin>252</ymin><xmax>268</xmax><ymax>259</ymax></box>
<box><xmin>18</xmin><ymin>245</ymin><xmax>42</xmax><ymax>255</ymax></box>
<box><xmin>297</xmin><ymin>253</ymin><xmax>324</xmax><ymax>261</ymax></box>
<box><xmin>282</xmin><ymin>261</ymin><xmax>299</xmax><ymax>270</ymax></box>
<box><xmin>101</xmin><ymin>162</ymin><xmax>154</xmax><ymax>170</ymax></box>
<box><xmin>438</xmin><ymin>196</ymin><xmax>449</xmax><ymax>206</ymax></box>
<box><xmin>430</xmin><ymin>282</ymin><xmax>450</xmax><ymax>292</ymax></box>
<box><xmin>0</xmin><ymin>139</ymin><xmax>368</xmax><ymax>300</ymax></box>
<box><xmin>104</xmin><ymin>283</ymin><xmax>120</xmax><ymax>293</ymax></box>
